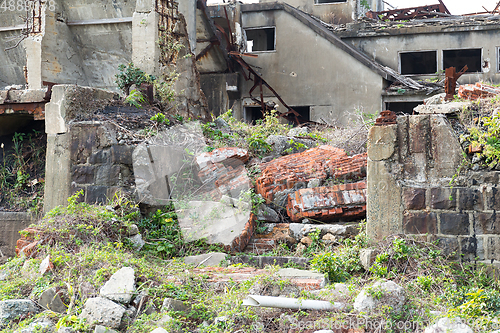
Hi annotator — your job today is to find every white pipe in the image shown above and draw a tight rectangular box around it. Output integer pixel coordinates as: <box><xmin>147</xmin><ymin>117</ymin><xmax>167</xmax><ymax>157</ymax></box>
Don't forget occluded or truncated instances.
<box><xmin>242</xmin><ymin>295</ymin><xmax>346</xmax><ymax>311</ymax></box>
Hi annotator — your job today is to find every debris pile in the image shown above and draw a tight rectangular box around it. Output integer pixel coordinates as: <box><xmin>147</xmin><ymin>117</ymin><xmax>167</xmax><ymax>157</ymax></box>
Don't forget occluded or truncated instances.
<box><xmin>458</xmin><ymin>82</ymin><xmax>500</xmax><ymax>100</ymax></box>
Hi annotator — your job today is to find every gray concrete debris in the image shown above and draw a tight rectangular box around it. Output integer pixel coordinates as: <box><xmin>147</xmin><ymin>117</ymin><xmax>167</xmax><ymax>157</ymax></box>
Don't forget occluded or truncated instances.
<box><xmin>354</xmin><ymin>280</ymin><xmax>406</xmax><ymax>314</ymax></box>
<box><xmin>0</xmin><ymin>300</ymin><xmax>39</xmax><ymax>327</ymax></box>
<box><xmin>127</xmin><ymin>234</ymin><xmax>145</xmax><ymax>251</ymax></box>
<box><xmin>256</xmin><ymin>204</ymin><xmax>280</xmax><ymax>222</ymax></box>
<box><xmin>94</xmin><ymin>325</ymin><xmax>118</xmax><ymax>333</ymax></box>
<box><xmin>359</xmin><ymin>248</ymin><xmax>378</xmax><ymax>271</ymax></box>
<box><xmin>100</xmin><ymin>267</ymin><xmax>136</xmax><ymax>304</ymax></box>
<box><xmin>0</xmin><ymin>271</ymin><xmax>7</xmax><ymax>281</ymax></box>
<box><xmin>289</xmin><ymin>223</ymin><xmax>359</xmax><ymax>241</ymax></box>
<box><xmin>414</xmin><ymin>102</ymin><xmax>470</xmax><ymax>115</ymax></box>
<box><xmin>184</xmin><ymin>252</ymin><xmax>228</xmax><ymax>267</ymax></box>
<box><xmin>176</xmin><ymin>201</ymin><xmax>250</xmax><ymax>250</ymax></box>
<box><xmin>265</xmin><ymin>135</ymin><xmax>316</xmax><ymax>156</ymax></box>
<box><xmin>39</xmin><ymin>288</ymin><xmax>67</xmax><ymax>314</ymax></box>
<box><xmin>157</xmin><ymin>314</ymin><xmax>173</xmax><ymax>325</ymax></box>
<box><xmin>277</xmin><ymin>268</ymin><xmax>328</xmax><ymax>288</ymax></box>
<box><xmin>287</xmin><ymin>127</ymin><xmax>310</xmax><ymax>137</ymax></box>
<box><xmin>307</xmin><ymin>178</ymin><xmax>322</xmax><ymax>188</ymax></box>
<box><xmin>57</xmin><ymin>327</ymin><xmax>75</xmax><ymax>333</ymax></box>
<box><xmin>424</xmin><ymin>317</ymin><xmax>473</xmax><ymax>333</ymax></box>
<box><xmin>150</xmin><ymin>328</ymin><xmax>169</xmax><ymax>333</ymax></box>
<box><xmin>161</xmin><ymin>298</ymin><xmax>191</xmax><ymax>313</ymax></box>
<box><xmin>80</xmin><ymin>297</ymin><xmax>126</xmax><ymax>329</ymax></box>
<box><xmin>17</xmin><ymin>318</ymin><xmax>55</xmax><ymax>333</ymax></box>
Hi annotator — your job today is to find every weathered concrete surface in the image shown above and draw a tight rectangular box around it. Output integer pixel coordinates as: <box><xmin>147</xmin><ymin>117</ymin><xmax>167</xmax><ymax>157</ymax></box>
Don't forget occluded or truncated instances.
<box><xmin>0</xmin><ymin>213</ymin><xmax>34</xmax><ymax>258</ymax></box>
<box><xmin>354</xmin><ymin>280</ymin><xmax>406</xmax><ymax>314</ymax></box>
<box><xmin>184</xmin><ymin>252</ymin><xmax>228</xmax><ymax>267</ymax></box>
<box><xmin>367</xmin><ymin>124</ymin><xmax>402</xmax><ymax>241</ymax></box>
<box><xmin>80</xmin><ymin>297</ymin><xmax>126</xmax><ymax>329</ymax></box>
<box><xmin>414</xmin><ymin>102</ymin><xmax>470</xmax><ymax>115</ymax></box>
<box><xmin>177</xmin><ymin>201</ymin><xmax>254</xmax><ymax>253</ymax></box>
<box><xmin>100</xmin><ymin>267</ymin><xmax>136</xmax><ymax>304</ymax></box>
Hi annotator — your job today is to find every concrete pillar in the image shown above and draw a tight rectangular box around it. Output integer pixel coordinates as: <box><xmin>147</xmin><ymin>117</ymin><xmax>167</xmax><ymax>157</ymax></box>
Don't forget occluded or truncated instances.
<box><xmin>133</xmin><ymin>0</ymin><xmax>160</xmax><ymax>76</ymax></box>
<box><xmin>178</xmin><ymin>0</ymin><xmax>196</xmax><ymax>52</ymax></box>
<box><xmin>366</xmin><ymin>125</ymin><xmax>403</xmax><ymax>241</ymax></box>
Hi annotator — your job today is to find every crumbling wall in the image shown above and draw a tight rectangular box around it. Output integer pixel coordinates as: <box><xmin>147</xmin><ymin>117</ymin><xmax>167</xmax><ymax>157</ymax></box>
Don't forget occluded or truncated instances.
<box><xmin>43</xmin><ymin>85</ymin><xmax>135</xmax><ymax>213</ymax></box>
<box><xmin>367</xmin><ymin>114</ymin><xmax>500</xmax><ymax>263</ymax></box>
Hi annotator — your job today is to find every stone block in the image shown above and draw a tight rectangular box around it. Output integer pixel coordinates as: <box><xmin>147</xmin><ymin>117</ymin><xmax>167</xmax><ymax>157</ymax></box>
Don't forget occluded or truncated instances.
<box><xmin>458</xmin><ymin>188</ymin><xmax>483</xmax><ymax>211</ymax></box>
<box><xmin>100</xmin><ymin>267</ymin><xmax>136</xmax><ymax>304</ymax></box>
<box><xmin>403</xmin><ymin>212</ymin><xmax>437</xmax><ymax>234</ymax></box>
<box><xmin>359</xmin><ymin>248</ymin><xmax>377</xmax><ymax>270</ymax></box>
<box><xmin>487</xmin><ymin>236</ymin><xmax>500</xmax><ymax>261</ymax></box>
<box><xmin>71</xmin><ymin>165</ymin><xmax>95</xmax><ymax>184</ymax></box>
<box><xmin>111</xmin><ymin>145</ymin><xmax>134</xmax><ymax>165</ymax></box>
<box><xmin>70</xmin><ymin>124</ymin><xmax>99</xmax><ymax>164</ymax></box>
<box><xmin>409</xmin><ymin>115</ymin><xmax>430</xmax><ymax>154</ymax></box>
<box><xmin>440</xmin><ymin>213</ymin><xmax>469</xmax><ymax>235</ymax></box>
<box><xmin>435</xmin><ymin>237</ymin><xmax>459</xmax><ymax>258</ymax></box>
<box><xmin>484</xmin><ymin>186</ymin><xmax>500</xmax><ymax>211</ymax></box>
<box><xmin>86</xmin><ymin>186</ymin><xmax>108</xmax><ymax>204</ymax></box>
<box><xmin>367</xmin><ymin>125</ymin><xmax>396</xmax><ymax>161</ymax></box>
<box><xmin>475</xmin><ymin>212</ymin><xmax>500</xmax><ymax>235</ymax></box>
<box><xmin>80</xmin><ymin>297</ymin><xmax>126</xmax><ymax>329</ymax></box>
<box><xmin>429</xmin><ymin>115</ymin><xmax>464</xmax><ymax>178</ymax></box>
<box><xmin>95</xmin><ymin>165</ymin><xmax>121</xmax><ymax>186</ymax></box>
<box><xmin>0</xmin><ymin>212</ymin><xmax>34</xmax><ymax>257</ymax></box>
<box><xmin>459</xmin><ymin>237</ymin><xmax>477</xmax><ymax>257</ymax></box>
<box><xmin>89</xmin><ymin>148</ymin><xmax>112</xmax><ymax>165</ymax></box>
<box><xmin>430</xmin><ymin>187</ymin><xmax>456</xmax><ymax>210</ymax></box>
<box><xmin>0</xmin><ymin>300</ymin><xmax>39</xmax><ymax>327</ymax></box>
<box><xmin>403</xmin><ymin>188</ymin><xmax>426</xmax><ymax>210</ymax></box>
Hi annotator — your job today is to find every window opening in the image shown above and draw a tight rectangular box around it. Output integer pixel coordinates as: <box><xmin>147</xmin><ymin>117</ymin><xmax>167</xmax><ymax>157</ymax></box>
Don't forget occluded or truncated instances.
<box><xmin>315</xmin><ymin>0</ymin><xmax>347</xmax><ymax>4</ymax></box>
<box><xmin>400</xmin><ymin>51</ymin><xmax>437</xmax><ymax>75</ymax></box>
<box><xmin>245</xmin><ymin>27</ymin><xmax>275</xmax><ymax>52</ymax></box>
<box><xmin>443</xmin><ymin>49</ymin><xmax>481</xmax><ymax>73</ymax></box>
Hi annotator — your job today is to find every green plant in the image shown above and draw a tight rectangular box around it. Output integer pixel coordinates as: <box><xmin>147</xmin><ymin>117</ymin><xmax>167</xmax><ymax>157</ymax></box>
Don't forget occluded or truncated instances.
<box><xmin>150</xmin><ymin>113</ymin><xmax>170</xmax><ymax>126</ymax></box>
<box><xmin>115</xmin><ymin>63</ymin><xmax>155</xmax><ymax>95</ymax></box>
<box><xmin>125</xmin><ymin>89</ymin><xmax>147</xmax><ymax>109</ymax></box>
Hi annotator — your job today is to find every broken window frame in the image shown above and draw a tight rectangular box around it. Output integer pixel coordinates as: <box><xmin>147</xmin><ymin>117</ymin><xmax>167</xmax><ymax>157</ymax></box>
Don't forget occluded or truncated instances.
<box><xmin>398</xmin><ymin>50</ymin><xmax>438</xmax><ymax>76</ymax></box>
<box><xmin>442</xmin><ymin>48</ymin><xmax>483</xmax><ymax>74</ymax></box>
<box><xmin>244</xmin><ymin>26</ymin><xmax>276</xmax><ymax>53</ymax></box>
<box><xmin>314</xmin><ymin>0</ymin><xmax>348</xmax><ymax>5</ymax></box>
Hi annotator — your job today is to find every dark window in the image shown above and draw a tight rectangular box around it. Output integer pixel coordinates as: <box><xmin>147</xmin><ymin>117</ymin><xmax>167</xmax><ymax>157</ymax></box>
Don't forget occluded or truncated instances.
<box><xmin>400</xmin><ymin>51</ymin><xmax>437</xmax><ymax>75</ymax></box>
<box><xmin>386</xmin><ymin>102</ymin><xmax>421</xmax><ymax>115</ymax></box>
<box><xmin>244</xmin><ymin>106</ymin><xmax>265</xmax><ymax>124</ymax></box>
<box><xmin>315</xmin><ymin>0</ymin><xmax>347</xmax><ymax>3</ymax></box>
<box><xmin>246</xmin><ymin>28</ymin><xmax>275</xmax><ymax>52</ymax></box>
<box><xmin>443</xmin><ymin>49</ymin><xmax>481</xmax><ymax>73</ymax></box>
<box><xmin>289</xmin><ymin>106</ymin><xmax>310</xmax><ymax>125</ymax></box>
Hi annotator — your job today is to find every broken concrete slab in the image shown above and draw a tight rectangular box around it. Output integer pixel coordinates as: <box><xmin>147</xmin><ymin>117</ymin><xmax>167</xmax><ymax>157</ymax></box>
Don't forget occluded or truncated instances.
<box><xmin>39</xmin><ymin>288</ymin><xmax>66</xmax><ymax>314</ymax></box>
<box><xmin>277</xmin><ymin>268</ymin><xmax>328</xmax><ymax>289</ymax></box>
<box><xmin>414</xmin><ymin>102</ymin><xmax>470</xmax><ymax>115</ymax></box>
<box><xmin>286</xmin><ymin>181</ymin><xmax>367</xmax><ymax>222</ymax></box>
<box><xmin>176</xmin><ymin>201</ymin><xmax>254</xmax><ymax>253</ymax></box>
<box><xmin>184</xmin><ymin>252</ymin><xmax>228</xmax><ymax>267</ymax></box>
<box><xmin>288</xmin><ymin>223</ymin><xmax>359</xmax><ymax>241</ymax></box>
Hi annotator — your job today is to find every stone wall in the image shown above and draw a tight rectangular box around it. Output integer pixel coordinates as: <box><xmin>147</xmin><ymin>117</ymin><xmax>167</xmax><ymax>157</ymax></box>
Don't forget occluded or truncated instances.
<box><xmin>44</xmin><ymin>85</ymin><xmax>135</xmax><ymax>213</ymax></box>
<box><xmin>0</xmin><ymin>213</ymin><xmax>34</xmax><ymax>258</ymax></box>
<box><xmin>367</xmin><ymin>114</ymin><xmax>500</xmax><ymax>265</ymax></box>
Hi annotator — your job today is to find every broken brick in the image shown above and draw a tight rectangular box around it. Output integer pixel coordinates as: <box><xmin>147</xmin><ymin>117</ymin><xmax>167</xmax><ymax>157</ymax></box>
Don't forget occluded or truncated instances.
<box><xmin>196</xmin><ymin>147</ymin><xmax>249</xmax><ymax>169</ymax></box>
<box><xmin>458</xmin><ymin>82</ymin><xmax>500</xmax><ymax>100</ymax></box>
<box><xmin>255</xmin><ymin>145</ymin><xmax>367</xmax><ymax>204</ymax></box>
<box><xmin>286</xmin><ymin>181</ymin><xmax>367</xmax><ymax>222</ymax></box>
<box><xmin>15</xmin><ymin>227</ymin><xmax>42</xmax><ymax>257</ymax></box>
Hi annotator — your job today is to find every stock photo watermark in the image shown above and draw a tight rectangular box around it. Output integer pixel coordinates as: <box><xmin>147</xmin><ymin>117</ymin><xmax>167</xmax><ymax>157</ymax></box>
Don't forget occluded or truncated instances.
<box><xmin>1</xmin><ymin>0</ymin><xmax>56</xmax><ymax>12</ymax></box>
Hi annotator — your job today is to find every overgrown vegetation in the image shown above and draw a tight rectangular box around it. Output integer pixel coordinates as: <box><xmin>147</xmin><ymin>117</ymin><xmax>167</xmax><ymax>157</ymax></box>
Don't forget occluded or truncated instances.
<box><xmin>0</xmin><ymin>130</ymin><xmax>46</xmax><ymax>214</ymax></box>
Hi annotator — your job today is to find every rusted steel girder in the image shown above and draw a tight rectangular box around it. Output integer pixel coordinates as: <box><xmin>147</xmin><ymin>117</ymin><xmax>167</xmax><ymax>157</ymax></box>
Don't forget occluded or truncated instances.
<box><xmin>367</xmin><ymin>1</ymin><xmax>450</xmax><ymax>21</ymax></box>
<box><xmin>0</xmin><ymin>102</ymin><xmax>45</xmax><ymax>121</ymax></box>
<box><xmin>445</xmin><ymin>65</ymin><xmax>468</xmax><ymax>101</ymax></box>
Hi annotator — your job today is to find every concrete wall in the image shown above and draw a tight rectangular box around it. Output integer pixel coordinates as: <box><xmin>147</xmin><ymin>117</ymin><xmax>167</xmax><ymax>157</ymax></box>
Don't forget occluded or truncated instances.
<box><xmin>345</xmin><ymin>28</ymin><xmax>500</xmax><ymax>85</ymax></box>
<box><xmin>240</xmin><ymin>8</ymin><xmax>384</xmax><ymax>124</ymax></box>
<box><xmin>367</xmin><ymin>115</ymin><xmax>500</xmax><ymax>265</ymax></box>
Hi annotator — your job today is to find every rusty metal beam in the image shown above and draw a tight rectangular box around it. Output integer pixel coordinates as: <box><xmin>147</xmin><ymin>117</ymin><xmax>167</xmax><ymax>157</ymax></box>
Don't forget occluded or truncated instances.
<box><xmin>0</xmin><ymin>102</ymin><xmax>45</xmax><ymax>120</ymax></box>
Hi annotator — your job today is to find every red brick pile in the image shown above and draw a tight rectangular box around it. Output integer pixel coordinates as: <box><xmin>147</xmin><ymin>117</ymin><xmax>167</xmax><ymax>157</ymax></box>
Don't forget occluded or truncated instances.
<box><xmin>255</xmin><ymin>145</ymin><xmax>367</xmax><ymax>203</ymax></box>
<box><xmin>458</xmin><ymin>82</ymin><xmax>500</xmax><ymax>100</ymax></box>
<box><xmin>196</xmin><ymin>147</ymin><xmax>251</xmax><ymax>200</ymax></box>
<box><xmin>286</xmin><ymin>181</ymin><xmax>367</xmax><ymax>222</ymax></box>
